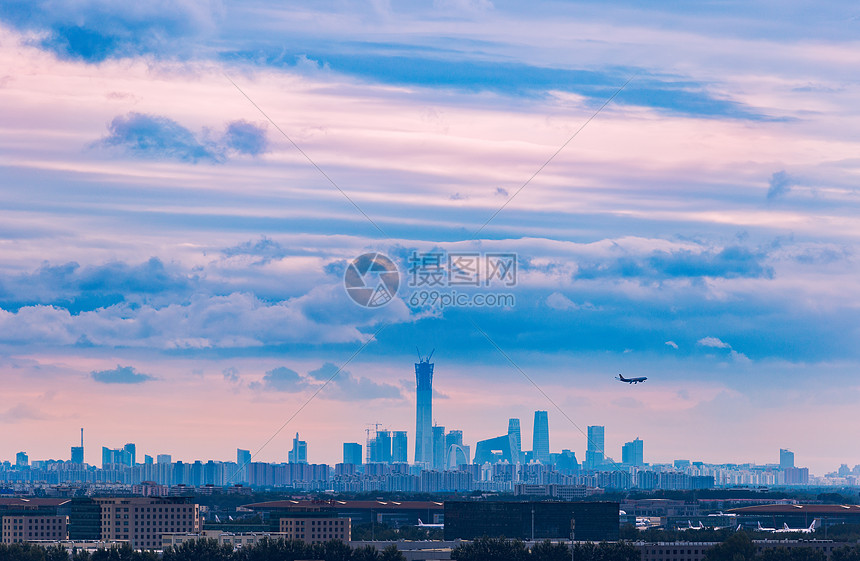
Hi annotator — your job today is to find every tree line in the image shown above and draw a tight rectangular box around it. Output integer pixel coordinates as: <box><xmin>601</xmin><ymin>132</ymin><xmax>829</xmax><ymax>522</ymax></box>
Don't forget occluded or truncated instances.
<box><xmin>451</xmin><ymin>538</ymin><xmax>640</xmax><ymax>561</ymax></box>
<box><xmin>0</xmin><ymin>538</ymin><xmax>406</xmax><ymax>561</ymax></box>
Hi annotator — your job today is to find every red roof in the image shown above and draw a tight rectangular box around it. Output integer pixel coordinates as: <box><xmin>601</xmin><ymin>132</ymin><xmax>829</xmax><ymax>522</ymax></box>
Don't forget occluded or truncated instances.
<box><xmin>729</xmin><ymin>504</ymin><xmax>860</xmax><ymax>514</ymax></box>
<box><xmin>244</xmin><ymin>500</ymin><xmax>444</xmax><ymax>511</ymax></box>
<box><xmin>0</xmin><ymin>498</ymin><xmax>70</xmax><ymax>508</ymax></box>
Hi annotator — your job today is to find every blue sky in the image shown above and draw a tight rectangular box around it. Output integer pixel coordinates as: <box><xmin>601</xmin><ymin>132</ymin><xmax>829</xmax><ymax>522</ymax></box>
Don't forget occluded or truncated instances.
<box><xmin>0</xmin><ymin>0</ymin><xmax>859</xmax><ymax>474</ymax></box>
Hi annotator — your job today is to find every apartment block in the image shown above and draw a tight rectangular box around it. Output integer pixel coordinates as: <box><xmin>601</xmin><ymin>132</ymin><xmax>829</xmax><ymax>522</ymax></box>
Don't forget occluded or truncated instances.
<box><xmin>2</xmin><ymin>515</ymin><xmax>68</xmax><ymax>544</ymax></box>
<box><xmin>279</xmin><ymin>516</ymin><xmax>351</xmax><ymax>544</ymax></box>
<box><xmin>94</xmin><ymin>497</ymin><xmax>199</xmax><ymax>549</ymax></box>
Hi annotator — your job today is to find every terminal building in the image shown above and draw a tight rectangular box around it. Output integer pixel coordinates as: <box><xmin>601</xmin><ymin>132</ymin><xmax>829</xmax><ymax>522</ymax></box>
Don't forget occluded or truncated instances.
<box><xmin>729</xmin><ymin>504</ymin><xmax>860</xmax><ymax>529</ymax></box>
<box><xmin>443</xmin><ymin>501</ymin><xmax>619</xmax><ymax>541</ymax></box>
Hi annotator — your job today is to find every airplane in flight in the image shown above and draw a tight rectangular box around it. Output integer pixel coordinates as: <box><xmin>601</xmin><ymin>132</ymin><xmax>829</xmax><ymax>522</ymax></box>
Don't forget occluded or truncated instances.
<box><xmin>617</xmin><ymin>374</ymin><xmax>647</xmax><ymax>384</ymax></box>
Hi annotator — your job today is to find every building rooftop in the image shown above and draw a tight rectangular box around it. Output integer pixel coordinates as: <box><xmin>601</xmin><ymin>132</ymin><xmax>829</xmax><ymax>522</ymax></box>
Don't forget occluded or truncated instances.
<box><xmin>729</xmin><ymin>504</ymin><xmax>860</xmax><ymax>514</ymax></box>
<box><xmin>244</xmin><ymin>499</ymin><xmax>444</xmax><ymax>511</ymax></box>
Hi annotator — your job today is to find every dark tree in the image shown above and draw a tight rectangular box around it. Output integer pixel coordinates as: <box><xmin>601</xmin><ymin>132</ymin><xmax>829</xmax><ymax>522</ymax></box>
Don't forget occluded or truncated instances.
<box><xmin>163</xmin><ymin>539</ymin><xmax>235</xmax><ymax>561</ymax></box>
<box><xmin>531</xmin><ymin>540</ymin><xmax>571</xmax><ymax>561</ymax></box>
<box><xmin>705</xmin><ymin>532</ymin><xmax>756</xmax><ymax>561</ymax></box>
<box><xmin>451</xmin><ymin>536</ymin><xmax>529</xmax><ymax>561</ymax></box>
<box><xmin>379</xmin><ymin>544</ymin><xmax>406</xmax><ymax>561</ymax></box>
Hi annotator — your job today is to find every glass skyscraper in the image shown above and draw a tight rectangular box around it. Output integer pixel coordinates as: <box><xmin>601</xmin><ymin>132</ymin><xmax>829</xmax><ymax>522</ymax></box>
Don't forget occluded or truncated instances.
<box><xmin>586</xmin><ymin>425</ymin><xmax>605</xmax><ymax>470</ymax></box>
<box><xmin>414</xmin><ymin>352</ymin><xmax>434</xmax><ymax>468</ymax></box>
<box><xmin>532</xmin><ymin>411</ymin><xmax>549</xmax><ymax>463</ymax></box>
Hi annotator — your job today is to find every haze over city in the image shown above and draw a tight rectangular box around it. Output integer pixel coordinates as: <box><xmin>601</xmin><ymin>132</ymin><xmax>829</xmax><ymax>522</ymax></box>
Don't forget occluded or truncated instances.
<box><xmin>1</xmin><ymin>0</ymin><xmax>860</xmax><ymax>476</ymax></box>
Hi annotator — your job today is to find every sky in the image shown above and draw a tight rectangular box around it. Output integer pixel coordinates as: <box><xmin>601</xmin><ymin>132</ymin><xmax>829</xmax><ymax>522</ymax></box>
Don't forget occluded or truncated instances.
<box><xmin>1</xmin><ymin>0</ymin><xmax>859</xmax><ymax>476</ymax></box>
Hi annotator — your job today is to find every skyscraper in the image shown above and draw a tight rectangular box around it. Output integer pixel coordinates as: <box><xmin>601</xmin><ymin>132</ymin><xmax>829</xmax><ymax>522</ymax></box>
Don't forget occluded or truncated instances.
<box><xmin>622</xmin><ymin>437</ymin><xmax>644</xmax><ymax>466</ymax></box>
<box><xmin>780</xmin><ymin>448</ymin><xmax>795</xmax><ymax>469</ymax></box>
<box><xmin>124</xmin><ymin>443</ymin><xmax>136</xmax><ymax>466</ymax></box>
<box><xmin>392</xmin><ymin>431</ymin><xmax>408</xmax><ymax>463</ymax></box>
<box><xmin>532</xmin><ymin>411</ymin><xmax>550</xmax><ymax>463</ymax></box>
<box><xmin>237</xmin><ymin>449</ymin><xmax>251</xmax><ymax>483</ymax></box>
<box><xmin>343</xmin><ymin>442</ymin><xmax>363</xmax><ymax>465</ymax></box>
<box><xmin>508</xmin><ymin>418</ymin><xmax>522</xmax><ymax>464</ymax></box>
<box><xmin>432</xmin><ymin>425</ymin><xmax>446</xmax><ymax>471</ymax></box>
<box><xmin>585</xmin><ymin>425</ymin><xmax>605</xmax><ymax>471</ymax></box>
<box><xmin>377</xmin><ymin>431</ymin><xmax>392</xmax><ymax>464</ymax></box>
<box><xmin>414</xmin><ymin>351</ymin><xmax>434</xmax><ymax>468</ymax></box>
<box><xmin>288</xmin><ymin>433</ymin><xmax>307</xmax><ymax>464</ymax></box>
<box><xmin>71</xmin><ymin>446</ymin><xmax>84</xmax><ymax>464</ymax></box>
<box><xmin>15</xmin><ymin>452</ymin><xmax>28</xmax><ymax>468</ymax></box>
<box><xmin>71</xmin><ymin>427</ymin><xmax>84</xmax><ymax>464</ymax></box>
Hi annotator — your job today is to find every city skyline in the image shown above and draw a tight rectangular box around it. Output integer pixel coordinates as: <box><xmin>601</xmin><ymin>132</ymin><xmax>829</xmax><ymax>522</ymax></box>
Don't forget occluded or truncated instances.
<box><xmin>0</xmin><ymin>1</ymin><xmax>859</xmax><ymax>478</ymax></box>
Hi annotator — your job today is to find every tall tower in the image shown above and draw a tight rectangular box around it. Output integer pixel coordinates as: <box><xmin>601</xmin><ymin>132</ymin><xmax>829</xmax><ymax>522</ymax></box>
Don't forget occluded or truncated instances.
<box><xmin>586</xmin><ymin>425</ymin><xmax>605</xmax><ymax>470</ymax></box>
<box><xmin>414</xmin><ymin>349</ymin><xmax>434</xmax><ymax>468</ymax></box>
<box><xmin>532</xmin><ymin>411</ymin><xmax>550</xmax><ymax>463</ymax></box>
<box><xmin>508</xmin><ymin>418</ymin><xmax>522</xmax><ymax>464</ymax></box>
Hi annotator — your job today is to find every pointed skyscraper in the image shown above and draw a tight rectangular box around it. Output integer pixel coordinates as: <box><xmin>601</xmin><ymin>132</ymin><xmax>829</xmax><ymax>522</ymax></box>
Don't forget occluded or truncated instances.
<box><xmin>414</xmin><ymin>350</ymin><xmax>434</xmax><ymax>468</ymax></box>
<box><xmin>532</xmin><ymin>410</ymin><xmax>549</xmax><ymax>463</ymax></box>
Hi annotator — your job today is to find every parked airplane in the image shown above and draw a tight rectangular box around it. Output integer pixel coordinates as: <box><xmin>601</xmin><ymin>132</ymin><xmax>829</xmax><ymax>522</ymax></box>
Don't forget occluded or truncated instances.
<box><xmin>617</xmin><ymin>374</ymin><xmax>647</xmax><ymax>384</ymax></box>
<box><xmin>773</xmin><ymin>519</ymin><xmax>820</xmax><ymax>534</ymax></box>
<box><xmin>678</xmin><ymin>521</ymin><xmax>705</xmax><ymax>531</ymax></box>
<box><xmin>417</xmin><ymin>519</ymin><xmax>444</xmax><ymax>529</ymax></box>
<box><xmin>757</xmin><ymin>522</ymin><xmax>777</xmax><ymax>532</ymax></box>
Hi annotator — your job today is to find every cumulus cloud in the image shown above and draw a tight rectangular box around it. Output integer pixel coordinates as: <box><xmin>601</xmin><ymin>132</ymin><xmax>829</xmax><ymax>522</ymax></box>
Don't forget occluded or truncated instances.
<box><xmin>97</xmin><ymin>113</ymin><xmax>270</xmax><ymax>163</ymax></box>
<box><xmin>575</xmin><ymin>245</ymin><xmax>772</xmax><ymax>281</ymax></box>
<box><xmin>0</xmin><ymin>0</ymin><xmax>217</xmax><ymax>62</ymax></box>
<box><xmin>223</xmin><ymin>120</ymin><xmax>268</xmax><ymax>156</ymax></box>
<box><xmin>91</xmin><ymin>365</ymin><xmax>155</xmax><ymax>384</ymax></box>
<box><xmin>100</xmin><ymin>112</ymin><xmax>223</xmax><ymax>163</ymax></box>
<box><xmin>767</xmin><ymin>170</ymin><xmax>795</xmax><ymax>200</ymax></box>
<box><xmin>698</xmin><ymin>336</ymin><xmax>731</xmax><ymax>349</ymax></box>
<box><xmin>222</xmin><ymin>366</ymin><xmax>240</xmax><ymax>384</ymax></box>
<box><xmin>250</xmin><ymin>366</ymin><xmax>309</xmax><ymax>392</ymax></box>
<box><xmin>308</xmin><ymin>362</ymin><xmax>402</xmax><ymax>400</ymax></box>
<box><xmin>0</xmin><ymin>257</ymin><xmax>191</xmax><ymax>313</ymax></box>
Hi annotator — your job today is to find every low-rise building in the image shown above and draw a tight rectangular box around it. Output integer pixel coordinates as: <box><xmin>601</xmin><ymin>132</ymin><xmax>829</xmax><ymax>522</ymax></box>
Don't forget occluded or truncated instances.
<box><xmin>1</xmin><ymin>514</ymin><xmax>68</xmax><ymax>544</ymax></box>
<box><xmin>162</xmin><ymin>530</ymin><xmax>290</xmax><ymax>549</ymax></box>
<box><xmin>280</xmin><ymin>516</ymin><xmax>351</xmax><ymax>544</ymax></box>
<box><xmin>94</xmin><ymin>496</ymin><xmax>200</xmax><ymax>549</ymax></box>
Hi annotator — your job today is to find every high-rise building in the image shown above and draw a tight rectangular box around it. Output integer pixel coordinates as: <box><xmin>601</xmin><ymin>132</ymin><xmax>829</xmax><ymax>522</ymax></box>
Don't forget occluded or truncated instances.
<box><xmin>15</xmin><ymin>452</ymin><xmax>28</xmax><ymax>468</ymax></box>
<box><xmin>392</xmin><ymin>431</ymin><xmax>408</xmax><ymax>463</ymax></box>
<box><xmin>377</xmin><ymin>431</ymin><xmax>392</xmax><ymax>464</ymax></box>
<box><xmin>123</xmin><ymin>443</ymin><xmax>136</xmax><ymax>466</ymax></box>
<box><xmin>432</xmin><ymin>425</ymin><xmax>446</xmax><ymax>471</ymax></box>
<box><xmin>289</xmin><ymin>433</ymin><xmax>307</xmax><ymax>464</ymax></box>
<box><xmin>622</xmin><ymin>438</ymin><xmax>644</xmax><ymax>467</ymax></box>
<box><xmin>71</xmin><ymin>428</ymin><xmax>84</xmax><ymax>464</ymax></box>
<box><xmin>343</xmin><ymin>443</ymin><xmax>363</xmax><ymax>465</ymax></box>
<box><xmin>508</xmin><ymin>419</ymin><xmax>522</xmax><ymax>464</ymax></box>
<box><xmin>414</xmin><ymin>351</ymin><xmax>435</xmax><ymax>468</ymax></box>
<box><xmin>780</xmin><ymin>448</ymin><xmax>795</xmax><ymax>469</ymax></box>
<box><xmin>157</xmin><ymin>454</ymin><xmax>172</xmax><ymax>464</ymax></box>
<box><xmin>532</xmin><ymin>411</ymin><xmax>550</xmax><ymax>463</ymax></box>
<box><xmin>144</xmin><ymin>455</ymin><xmax>154</xmax><ymax>464</ymax></box>
<box><xmin>585</xmin><ymin>425</ymin><xmax>605</xmax><ymax>471</ymax></box>
<box><xmin>101</xmin><ymin>447</ymin><xmax>113</xmax><ymax>469</ymax></box>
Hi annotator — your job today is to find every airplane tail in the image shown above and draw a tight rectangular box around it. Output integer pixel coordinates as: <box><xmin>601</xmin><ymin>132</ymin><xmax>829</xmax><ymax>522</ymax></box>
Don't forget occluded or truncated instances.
<box><xmin>810</xmin><ymin>519</ymin><xmax>820</xmax><ymax>531</ymax></box>
<box><xmin>617</xmin><ymin>374</ymin><xmax>627</xmax><ymax>382</ymax></box>
<box><xmin>783</xmin><ymin>524</ymin><xmax>790</xmax><ymax>530</ymax></box>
